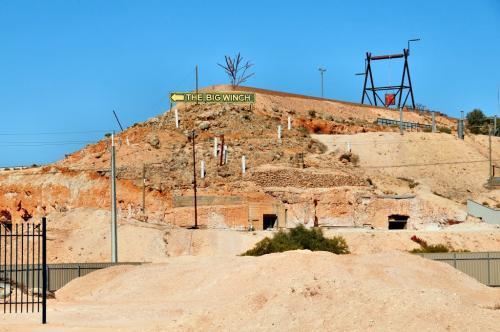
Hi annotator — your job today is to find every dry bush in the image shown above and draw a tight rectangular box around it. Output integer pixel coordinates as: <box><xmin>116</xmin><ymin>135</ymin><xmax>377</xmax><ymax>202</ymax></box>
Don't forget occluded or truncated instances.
<box><xmin>307</xmin><ymin>139</ymin><xmax>327</xmax><ymax>154</ymax></box>
<box><xmin>339</xmin><ymin>152</ymin><xmax>359</xmax><ymax>165</ymax></box>
<box><xmin>307</xmin><ymin>110</ymin><xmax>317</xmax><ymax>118</ymax></box>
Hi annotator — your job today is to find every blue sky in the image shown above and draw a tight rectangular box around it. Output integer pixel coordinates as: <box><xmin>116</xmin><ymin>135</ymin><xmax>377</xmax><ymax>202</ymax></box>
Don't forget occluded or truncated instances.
<box><xmin>0</xmin><ymin>0</ymin><xmax>499</xmax><ymax>166</ymax></box>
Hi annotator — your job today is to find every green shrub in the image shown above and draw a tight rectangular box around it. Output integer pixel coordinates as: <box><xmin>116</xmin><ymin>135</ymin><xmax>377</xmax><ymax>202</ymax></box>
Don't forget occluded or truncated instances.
<box><xmin>411</xmin><ymin>246</ymin><xmax>470</xmax><ymax>253</ymax></box>
<box><xmin>297</xmin><ymin>125</ymin><xmax>309</xmax><ymax>135</ymax></box>
<box><xmin>410</xmin><ymin>244</ymin><xmax>450</xmax><ymax>253</ymax></box>
<box><xmin>466</xmin><ymin>109</ymin><xmax>488</xmax><ymax>134</ymax></box>
<box><xmin>438</xmin><ymin>126</ymin><xmax>451</xmax><ymax>134</ymax></box>
<box><xmin>409</xmin><ymin>235</ymin><xmax>469</xmax><ymax>253</ymax></box>
<box><xmin>242</xmin><ymin>225</ymin><xmax>350</xmax><ymax>256</ymax></box>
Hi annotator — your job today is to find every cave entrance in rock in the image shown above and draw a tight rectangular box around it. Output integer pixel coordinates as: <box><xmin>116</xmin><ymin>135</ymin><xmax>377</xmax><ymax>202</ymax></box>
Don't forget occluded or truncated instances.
<box><xmin>388</xmin><ymin>214</ymin><xmax>409</xmax><ymax>230</ymax></box>
<box><xmin>263</xmin><ymin>214</ymin><xmax>277</xmax><ymax>230</ymax></box>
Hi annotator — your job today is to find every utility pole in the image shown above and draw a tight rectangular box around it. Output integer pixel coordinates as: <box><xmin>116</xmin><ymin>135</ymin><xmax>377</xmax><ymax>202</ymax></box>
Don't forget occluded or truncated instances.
<box><xmin>191</xmin><ymin>130</ymin><xmax>199</xmax><ymax>229</ymax></box>
<box><xmin>219</xmin><ymin>135</ymin><xmax>225</xmax><ymax>166</ymax></box>
<box><xmin>195</xmin><ymin>65</ymin><xmax>199</xmax><ymax>105</ymax></box>
<box><xmin>111</xmin><ymin>132</ymin><xmax>118</xmax><ymax>262</ymax></box>
<box><xmin>318</xmin><ymin>68</ymin><xmax>326</xmax><ymax>98</ymax></box>
<box><xmin>496</xmin><ymin>87</ymin><xmax>499</xmax><ymax>136</ymax></box>
<box><xmin>489</xmin><ymin>124</ymin><xmax>493</xmax><ymax>180</ymax></box>
<box><xmin>142</xmin><ymin>164</ymin><xmax>146</xmax><ymax>214</ymax></box>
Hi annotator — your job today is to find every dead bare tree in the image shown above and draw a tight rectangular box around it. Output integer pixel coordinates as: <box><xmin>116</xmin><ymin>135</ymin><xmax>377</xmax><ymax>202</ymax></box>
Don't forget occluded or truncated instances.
<box><xmin>218</xmin><ymin>53</ymin><xmax>254</xmax><ymax>87</ymax></box>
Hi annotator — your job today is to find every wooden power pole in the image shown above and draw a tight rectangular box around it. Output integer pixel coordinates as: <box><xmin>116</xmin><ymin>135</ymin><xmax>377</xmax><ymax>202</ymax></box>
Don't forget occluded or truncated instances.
<box><xmin>191</xmin><ymin>130</ymin><xmax>199</xmax><ymax>229</ymax></box>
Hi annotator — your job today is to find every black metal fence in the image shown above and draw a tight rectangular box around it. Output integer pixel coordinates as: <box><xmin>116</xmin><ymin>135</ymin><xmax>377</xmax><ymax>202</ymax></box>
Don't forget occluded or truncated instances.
<box><xmin>0</xmin><ymin>217</ymin><xmax>47</xmax><ymax>323</ymax></box>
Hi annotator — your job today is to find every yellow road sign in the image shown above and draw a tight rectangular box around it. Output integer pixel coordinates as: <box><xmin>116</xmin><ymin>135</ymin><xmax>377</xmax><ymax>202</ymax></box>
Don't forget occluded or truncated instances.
<box><xmin>170</xmin><ymin>93</ymin><xmax>185</xmax><ymax>102</ymax></box>
<box><xmin>170</xmin><ymin>92</ymin><xmax>255</xmax><ymax>103</ymax></box>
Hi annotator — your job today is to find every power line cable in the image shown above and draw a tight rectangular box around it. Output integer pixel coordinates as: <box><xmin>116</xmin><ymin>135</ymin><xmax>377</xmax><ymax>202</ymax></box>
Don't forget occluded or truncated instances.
<box><xmin>0</xmin><ymin>130</ymin><xmax>110</xmax><ymax>136</ymax></box>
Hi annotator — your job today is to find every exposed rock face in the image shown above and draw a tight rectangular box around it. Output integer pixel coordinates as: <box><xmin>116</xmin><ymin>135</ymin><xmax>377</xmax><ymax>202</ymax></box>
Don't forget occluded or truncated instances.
<box><xmin>198</xmin><ymin>121</ymin><xmax>211</xmax><ymax>130</ymax></box>
<box><xmin>0</xmin><ymin>85</ymin><xmax>493</xmax><ymax>231</ymax></box>
<box><xmin>148</xmin><ymin>135</ymin><xmax>160</xmax><ymax>149</ymax></box>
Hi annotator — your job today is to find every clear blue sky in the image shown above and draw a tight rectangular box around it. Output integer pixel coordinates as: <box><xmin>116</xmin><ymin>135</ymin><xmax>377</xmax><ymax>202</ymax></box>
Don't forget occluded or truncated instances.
<box><xmin>0</xmin><ymin>0</ymin><xmax>499</xmax><ymax>166</ymax></box>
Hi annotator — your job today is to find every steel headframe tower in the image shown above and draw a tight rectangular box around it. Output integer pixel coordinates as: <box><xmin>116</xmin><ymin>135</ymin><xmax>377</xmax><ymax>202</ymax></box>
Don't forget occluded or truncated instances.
<box><xmin>360</xmin><ymin>48</ymin><xmax>415</xmax><ymax>109</ymax></box>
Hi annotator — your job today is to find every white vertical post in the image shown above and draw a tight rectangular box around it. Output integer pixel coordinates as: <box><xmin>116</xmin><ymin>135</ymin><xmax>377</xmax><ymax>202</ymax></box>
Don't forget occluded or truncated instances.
<box><xmin>213</xmin><ymin>137</ymin><xmax>218</xmax><ymax>157</ymax></box>
<box><xmin>241</xmin><ymin>155</ymin><xmax>246</xmax><ymax>174</ymax></box>
<box><xmin>200</xmin><ymin>160</ymin><xmax>205</xmax><ymax>179</ymax></box>
<box><xmin>223</xmin><ymin>145</ymin><xmax>228</xmax><ymax>164</ymax></box>
<box><xmin>278</xmin><ymin>125</ymin><xmax>282</xmax><ymax>141</ymax></box>
<box><xmin>287</xmin><ymin>116</ymin><xmax>292</xmax><ymax>130</ymax></box>
<box><xmin>346</xmin><ymin>142</ymin><xmax>351</xmax><ymax>152</ymax></box>
<box><xmin>431</xmin><ymin>111</ymin><xmax>436</xmax><ymax>133</ymax></box>
<box><xmin>174</xmin><ymin>109</ymin><xmax>179</xmax><ymax>128</ymax></box>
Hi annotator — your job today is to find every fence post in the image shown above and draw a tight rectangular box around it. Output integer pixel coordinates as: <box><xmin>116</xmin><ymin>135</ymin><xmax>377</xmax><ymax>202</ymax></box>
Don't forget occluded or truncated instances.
<box><xmin>42</xmin><ymin>217</ymin><xmax>47</xmax><ymax>324</ymax></box>
<box><xmin>78</xmin><ymin>265</ymin><xmax>81</xmax><ymax>278</ymax></box>
<box><xmin>399</xmin><ymin>107</ymin><xmax>403</xmax><ymax>135</ymax></box>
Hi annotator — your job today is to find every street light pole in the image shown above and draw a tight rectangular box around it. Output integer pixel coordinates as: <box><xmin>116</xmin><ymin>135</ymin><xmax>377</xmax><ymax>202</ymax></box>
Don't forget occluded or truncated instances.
<box><xmin>489</xmin><ymin>124</ymin><xmax>493</xmax><ymax>180</ymax></box>
<box><xmin>318</xmin><ymin>68</ymin><xmax>326</xmax><ymax>98</ymax></box>
<box><xmin>407</xmin><ymin>38</ymin><xmax>421</xmax><ymax>54</ymax></box>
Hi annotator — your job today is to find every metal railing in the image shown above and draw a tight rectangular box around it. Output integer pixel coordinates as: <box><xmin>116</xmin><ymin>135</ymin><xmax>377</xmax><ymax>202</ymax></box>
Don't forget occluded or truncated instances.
<box><xmin>377</xmin><ymin>117</ymin><xmax>431</xmax><ymax>130</ymax></box>
<box><xmin>0</xmin><ymin>218</ymin><xmax>47</xmax><ymax>323</ymax></box>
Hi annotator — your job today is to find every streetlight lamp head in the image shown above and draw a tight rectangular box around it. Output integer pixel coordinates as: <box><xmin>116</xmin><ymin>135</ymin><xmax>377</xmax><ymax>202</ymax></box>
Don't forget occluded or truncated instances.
<box><xmin>407</xmin><ymin>38</ymin><xmax>421</xmax><ymax>54</ymax></box>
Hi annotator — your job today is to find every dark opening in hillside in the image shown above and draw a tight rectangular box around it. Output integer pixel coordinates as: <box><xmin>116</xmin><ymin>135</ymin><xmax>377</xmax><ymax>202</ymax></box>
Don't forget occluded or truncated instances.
<box><xmin>388</xmin><ymin>214</ymin><xmax>409</xmax><ymax>230</ymax></box>
<box><xmin>263</xmin><ymin>214</ymin><xmax>277</xmax><ymax>230</ymax></box>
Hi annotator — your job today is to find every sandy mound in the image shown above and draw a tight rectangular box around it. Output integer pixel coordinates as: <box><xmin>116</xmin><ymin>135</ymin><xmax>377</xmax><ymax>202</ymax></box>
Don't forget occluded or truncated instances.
<box><xmin>38</xmin><ymin>251</ymin><xmax>499</xmax><ymax>331</ymax></box>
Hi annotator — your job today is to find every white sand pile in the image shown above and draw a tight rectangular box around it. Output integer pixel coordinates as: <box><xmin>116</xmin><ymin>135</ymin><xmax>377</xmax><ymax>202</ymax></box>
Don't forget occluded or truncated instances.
<box><xmin>6</xmin><ymin>250</ymin><xmax>493</xmax><ymax>331</ymax></box>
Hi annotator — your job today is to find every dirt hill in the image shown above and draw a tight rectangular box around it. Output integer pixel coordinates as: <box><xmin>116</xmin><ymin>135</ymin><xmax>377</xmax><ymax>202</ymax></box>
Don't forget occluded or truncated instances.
<box><xmin>0</xmin><ymin>85</ymin><xmax>498</xmax><ymax>263</ymax></box>
<box><xmin>3</xmin><ymin>250</ymin><xmax>499</xmax><ymax>331</ymax></box>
